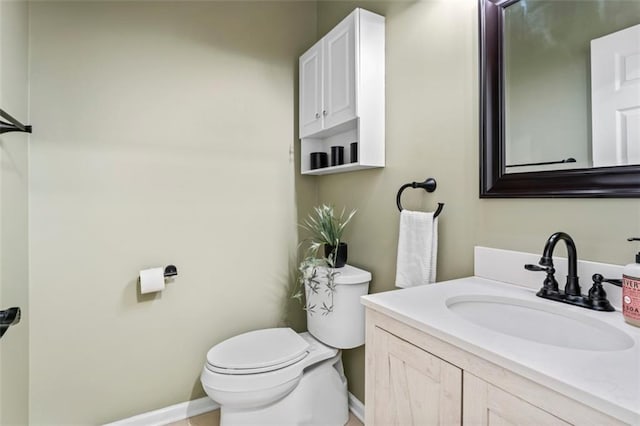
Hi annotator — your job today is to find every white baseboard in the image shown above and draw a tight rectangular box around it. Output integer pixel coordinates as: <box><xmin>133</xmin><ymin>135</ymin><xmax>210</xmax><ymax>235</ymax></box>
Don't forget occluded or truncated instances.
<box><xmin>348</xmin><ymin>392</ymin><xmax>365</xmax><ymax>423</ymax></box>
<box><xmin>106</xmin><ymin>392</ymin><xmax>364</xmax><ymax>426</ymax></box>
<box><xmin>103</xmin><ymin>397</ymin><xmax>218</xmax><ymax>426</ymax></box>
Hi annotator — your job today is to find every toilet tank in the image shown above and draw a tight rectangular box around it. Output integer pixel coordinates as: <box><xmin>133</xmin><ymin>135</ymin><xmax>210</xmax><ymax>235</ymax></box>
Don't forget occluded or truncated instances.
<box><xmin>306</xmin><ymin>264</ymin><xmax>371</xmax><ymax>349</ymax></box>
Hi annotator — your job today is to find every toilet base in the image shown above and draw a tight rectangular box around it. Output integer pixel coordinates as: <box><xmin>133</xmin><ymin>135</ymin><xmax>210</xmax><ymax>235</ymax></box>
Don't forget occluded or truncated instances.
<box><xmin>220</xmin><ymin>353</ymin><xmax>348</xmax><ymax>426</ymax></box>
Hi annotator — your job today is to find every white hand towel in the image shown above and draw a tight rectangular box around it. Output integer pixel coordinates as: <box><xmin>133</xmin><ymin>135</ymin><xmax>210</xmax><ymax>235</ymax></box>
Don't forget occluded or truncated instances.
<box><xmin>395</xmin><ymin>210</ymin><xmax>438</xmax><ymax>288</ymax></box>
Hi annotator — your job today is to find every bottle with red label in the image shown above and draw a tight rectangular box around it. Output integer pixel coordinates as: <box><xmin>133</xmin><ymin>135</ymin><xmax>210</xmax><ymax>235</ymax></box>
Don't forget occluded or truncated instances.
<box><xmin>622</xmin><ymin>238</ymin><xmax>640</xmax><ymax>327</ymax></box>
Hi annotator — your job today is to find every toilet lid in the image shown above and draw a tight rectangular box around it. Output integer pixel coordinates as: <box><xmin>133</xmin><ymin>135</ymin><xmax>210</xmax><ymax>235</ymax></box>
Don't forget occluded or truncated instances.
<box><xmin>206</xmin><ymin>328</ymin><xmax>310</xmax><ymax>375</ymax></box>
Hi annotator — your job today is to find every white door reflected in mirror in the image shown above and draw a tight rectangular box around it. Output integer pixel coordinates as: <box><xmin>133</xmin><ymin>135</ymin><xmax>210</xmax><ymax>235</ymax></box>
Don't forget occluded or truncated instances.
<box><xmin>591</xmin><ymin>24</ymin><xmax>640</xmax><ymax>168</ymax></box>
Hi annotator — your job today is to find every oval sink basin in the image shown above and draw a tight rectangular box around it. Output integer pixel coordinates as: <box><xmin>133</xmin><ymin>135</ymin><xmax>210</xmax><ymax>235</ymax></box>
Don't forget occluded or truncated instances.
<box><xmin>446</xmin><ymin>295</ymin><xmax>634</xmax><ymax>351</ymax></box>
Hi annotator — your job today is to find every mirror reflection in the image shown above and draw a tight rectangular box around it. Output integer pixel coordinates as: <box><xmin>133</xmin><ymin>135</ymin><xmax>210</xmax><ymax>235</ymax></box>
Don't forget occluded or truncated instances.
<box><xmin>503</xmin><ymin>0</ymin><xmax>640</xmax><ymax>174</ymax></box>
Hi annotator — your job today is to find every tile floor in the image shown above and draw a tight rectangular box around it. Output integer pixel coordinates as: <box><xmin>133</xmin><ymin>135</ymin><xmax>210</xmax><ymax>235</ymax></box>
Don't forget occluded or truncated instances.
<box><xmin>168</xmin><ymin>410</ymin><xmax>363</xmax><ymax>426</ymax></box>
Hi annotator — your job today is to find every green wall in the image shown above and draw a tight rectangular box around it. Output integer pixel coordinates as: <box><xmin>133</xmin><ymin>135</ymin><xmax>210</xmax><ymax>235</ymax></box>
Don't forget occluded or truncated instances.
<box><xmin>28</xmin><ymin>2</ymin><xmax>317</xmax><ymax>423</ymax></box>
<box><xmin>312</xmin><ymin>0</ymin><xmax>640</xmax><ymax>403</ymax></box>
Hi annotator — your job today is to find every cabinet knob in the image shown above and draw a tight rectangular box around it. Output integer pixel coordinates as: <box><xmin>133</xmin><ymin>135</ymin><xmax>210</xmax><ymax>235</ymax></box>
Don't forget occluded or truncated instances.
<box><xmin>323</xmin><ymin>110</ymin><xmax>328</xmax><ymax>116</ymax></box>
<box><xmin>315</xmin><ymin>112</ymin><xmax>320</xmax><ymax>119</ymax></box>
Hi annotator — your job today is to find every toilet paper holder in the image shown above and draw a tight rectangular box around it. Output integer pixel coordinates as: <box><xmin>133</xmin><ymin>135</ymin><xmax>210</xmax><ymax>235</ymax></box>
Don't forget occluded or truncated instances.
<box><xmin>164</xmin><ymin>265</ymin><xmax>178</xmax><ymax>278</ymax></box>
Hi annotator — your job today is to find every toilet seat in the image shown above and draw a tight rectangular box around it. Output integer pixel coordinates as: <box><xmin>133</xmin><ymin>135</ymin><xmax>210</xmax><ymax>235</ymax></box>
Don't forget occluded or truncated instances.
<box><xmin>206</xmin><ymin>351</ymin><xmax>309</xmax><ymax>375</ymax></box>
<box><xmin>205</xmin><ymin>328</ymin><xmax>310</xmax><ymax>375</ymax></box>
<box><xmin>201</xmin><ymin>331</ymin><xmax>338</xmax><ymax>394</ymax></box>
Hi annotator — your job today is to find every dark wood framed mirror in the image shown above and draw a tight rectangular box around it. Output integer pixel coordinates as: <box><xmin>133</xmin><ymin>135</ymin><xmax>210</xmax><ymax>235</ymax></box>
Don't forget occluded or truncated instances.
<box><xmin>479</xmin><ymin>0</ymin><xmax>640</xmax><ymax>198</ymax></box>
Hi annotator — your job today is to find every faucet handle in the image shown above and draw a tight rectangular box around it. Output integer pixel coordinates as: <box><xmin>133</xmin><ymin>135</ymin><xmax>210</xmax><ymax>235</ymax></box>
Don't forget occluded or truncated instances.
<box><xmin>524</xmin><ymin>264</ymin><xmax>554</xmax><ymax>273</ymax></box>
<box><xmin>591</xmin><ymin>273</ymin><xmax>622</xmax><ymax>287</ymax></box>
<box><xmin>525</xmin><ymin>264</ymin><xmax>559</xmax><ymax>295</ymax></box>
<box><xmin>588</xmin><ymin>274</ymin><xmax>616</xmax><ymax>312</ymax></box>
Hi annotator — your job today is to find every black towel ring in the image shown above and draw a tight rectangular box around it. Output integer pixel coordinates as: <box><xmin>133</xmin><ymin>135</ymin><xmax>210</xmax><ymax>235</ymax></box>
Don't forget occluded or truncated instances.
<box><xmin>396</xmin><ymin>178</ymin><xmax>444</xmax><ymax>218</ymax></box>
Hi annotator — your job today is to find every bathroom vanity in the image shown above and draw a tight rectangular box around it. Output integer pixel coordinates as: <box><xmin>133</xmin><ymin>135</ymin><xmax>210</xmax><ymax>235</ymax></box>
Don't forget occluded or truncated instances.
<box><xmin>362</xmin><ymin>248</ymin><xmax>640</xmax><ymax>425</ymax></box>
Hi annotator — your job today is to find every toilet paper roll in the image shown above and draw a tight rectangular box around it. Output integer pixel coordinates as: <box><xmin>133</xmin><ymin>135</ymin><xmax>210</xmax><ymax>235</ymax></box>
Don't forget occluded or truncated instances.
<box><xmin>139</xmin><ymin>267</ymin><xmax>165</xmax><ymax>294</ymax></box>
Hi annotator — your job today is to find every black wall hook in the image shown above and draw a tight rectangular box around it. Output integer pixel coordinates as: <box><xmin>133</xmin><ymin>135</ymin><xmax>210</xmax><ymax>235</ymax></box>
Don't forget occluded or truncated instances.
<box><xmin>396</xmin><ymin>178</ymin><xmax>444</xmax><ymax>218</ymax></box>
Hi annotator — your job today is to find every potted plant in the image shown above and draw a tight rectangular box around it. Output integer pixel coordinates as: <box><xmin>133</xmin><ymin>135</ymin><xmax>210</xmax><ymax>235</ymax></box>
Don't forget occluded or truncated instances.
<box><xmin>292</xmin><ymin>205</ymin><xmax>356</xmax><ymax>315</ymax></box>
<box><xmin>300</xmin><ymin>204</ymin><xmax>356</xmax><ymax>268</ymax></box>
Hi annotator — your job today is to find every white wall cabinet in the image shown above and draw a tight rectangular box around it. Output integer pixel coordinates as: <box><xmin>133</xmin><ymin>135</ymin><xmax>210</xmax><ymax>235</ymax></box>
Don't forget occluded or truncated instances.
<box><xmin>365</xmin><ymin>309</ymin><xmax>627</xmax><ymax>426</ymax></box>
<box><xmin>299</xmin><ymin>8</ymin><xmax>385</xmax><ymax>175</ymax></box>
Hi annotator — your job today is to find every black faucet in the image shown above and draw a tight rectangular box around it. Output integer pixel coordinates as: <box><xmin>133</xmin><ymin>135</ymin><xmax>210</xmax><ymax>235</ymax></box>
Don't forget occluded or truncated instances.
<box><xmin>525</xmin><ymin>232</ymin><xmax>615</xmax><ymax>312</ymax></box>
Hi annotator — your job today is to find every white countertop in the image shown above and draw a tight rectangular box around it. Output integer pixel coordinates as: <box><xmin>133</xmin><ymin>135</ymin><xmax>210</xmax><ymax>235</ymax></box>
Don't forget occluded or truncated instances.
<box><xmin>361</xmin><ymin>277</ymin><xmax>640</xmax><ymax>425</ymax></box>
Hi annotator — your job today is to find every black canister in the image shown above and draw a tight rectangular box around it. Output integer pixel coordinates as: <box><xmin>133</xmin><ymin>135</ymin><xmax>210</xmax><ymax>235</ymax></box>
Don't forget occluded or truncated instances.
<box><xmin>350</xmin><ymin>142</ymin><xmax>358</xmax><ymax>163</ymax></box>
<box><xmin>310</xmin><ymin>152</ymin><xmax>328</xmax><ymax>169</ymax></box>
<box><xmin>330</xmin><ymin>146</ymin><xmax>345</xmax><ymax>166</ymax></box>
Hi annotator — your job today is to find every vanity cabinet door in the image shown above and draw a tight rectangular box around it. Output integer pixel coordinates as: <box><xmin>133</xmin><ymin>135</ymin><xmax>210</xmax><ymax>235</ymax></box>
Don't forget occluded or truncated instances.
<box><xmin>370</xmin><ymin>327</ymin><xmax>462</xmax><ymax>425</ymax></box>
<box><xmin>463</xmin><ymin>373</ymin><xmax>571</xmax><ymax>426</ymax></box>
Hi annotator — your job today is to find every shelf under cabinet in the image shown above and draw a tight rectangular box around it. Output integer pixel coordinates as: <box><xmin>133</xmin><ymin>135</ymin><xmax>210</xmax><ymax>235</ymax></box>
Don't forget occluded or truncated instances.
<box><xmin>302</xmin><ymin>162</ymin><xmax>382</xmax><ymax>176</ymax></box>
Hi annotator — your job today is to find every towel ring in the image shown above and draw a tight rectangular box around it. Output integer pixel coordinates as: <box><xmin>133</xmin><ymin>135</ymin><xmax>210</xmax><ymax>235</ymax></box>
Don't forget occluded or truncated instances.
<box><xmin>396</xmin><ymin>178</ymin><xmax>444</xmax><ymax>218</ymax></box>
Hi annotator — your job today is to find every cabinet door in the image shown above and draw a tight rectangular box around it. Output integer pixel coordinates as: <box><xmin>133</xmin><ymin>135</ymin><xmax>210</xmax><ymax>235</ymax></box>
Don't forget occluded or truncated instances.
<box><xmin>370</xmin><ymin>327</ymin><xmax>462</xmax><ymax>425</ymax></box>
<box><xmin>463</xmin><ymin>373</ymin><xmax>571</xmax><ymax>426</ymax></box>
<box><xmin>299</xmin><ymin>41</ymin><xmax>323</xmax><ymax>138</ymax></box>
<box><xmin>323</xmin><ymin>14</ymin><xmax>357</xmax><ymax>129</ymax></box>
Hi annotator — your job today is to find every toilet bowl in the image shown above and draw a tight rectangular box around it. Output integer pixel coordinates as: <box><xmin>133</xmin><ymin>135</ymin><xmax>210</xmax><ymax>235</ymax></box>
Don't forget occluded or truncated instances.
<box><xmin>201</xmin><ymin>329</ymin><xmax>346</xmax><ymax>425</ymax></box>
<box><xmin>201</xmin><ymin>264</ymin><xmax>371</xmax><ymax>426</ymax></box>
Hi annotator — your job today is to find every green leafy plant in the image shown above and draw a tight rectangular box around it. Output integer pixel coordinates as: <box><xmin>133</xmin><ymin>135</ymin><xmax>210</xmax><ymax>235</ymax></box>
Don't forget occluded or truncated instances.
<box><xmin>294</xmin><ymin>258</ymin><xmax>339</xmax><ymax>316</ymax></box>
<box><xmin>300</xmin><ymin>204</ymin><xmax>356</xmax><ymax>260</ymax></box>
<box><xmin>292</xmin><ymin>205</ymin><xmax>356</xmax><ymax>315</ymax></box>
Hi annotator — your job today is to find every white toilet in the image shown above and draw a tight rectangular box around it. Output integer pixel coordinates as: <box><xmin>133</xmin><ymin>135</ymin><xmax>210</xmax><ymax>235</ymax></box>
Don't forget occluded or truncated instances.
<box><xmin>201</xmin><ymin>264</ymin><xmax>371</xmax><ymax>425</ymax></box>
